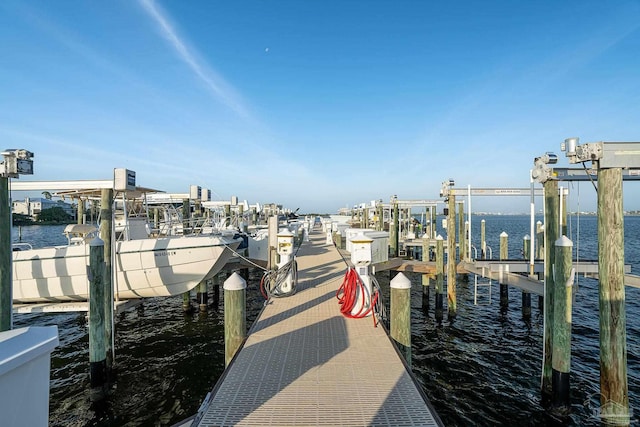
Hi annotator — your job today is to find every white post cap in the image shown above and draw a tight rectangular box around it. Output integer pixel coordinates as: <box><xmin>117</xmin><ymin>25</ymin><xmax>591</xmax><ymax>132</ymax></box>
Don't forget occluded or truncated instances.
<box><xmin>390</xmin><ymin>272</ymin><xmax>411</xmax><ymax>289</ymax></box>
<box><xmin>223</xmin><ymin>272</ymin><xmax>247</xmax><ymax>290</ymax></box>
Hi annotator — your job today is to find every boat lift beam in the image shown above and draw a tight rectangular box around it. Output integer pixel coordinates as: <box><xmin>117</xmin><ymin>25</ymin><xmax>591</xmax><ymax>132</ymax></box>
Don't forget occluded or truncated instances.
<box><xmin>552</xmin><ymin>167</ymin><xmax>640</xmax><ymax>181</ymax></box>
<box><xmin>439</xmin><ymin>181</ymin><xmax>545</xmax><ymax>266</ymax></box>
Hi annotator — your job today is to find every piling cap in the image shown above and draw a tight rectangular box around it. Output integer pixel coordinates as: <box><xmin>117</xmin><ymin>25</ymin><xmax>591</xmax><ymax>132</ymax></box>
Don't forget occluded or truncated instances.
<box><xmin>436</xmin><ymin>234</ymin><xmax>443</xmax><ymax>240</ymax></box>
<box><xmin>555</xmin><ymin>235</ymin><xmax>573</xmax><ymax>247</ymax></box>
<box><xmin>351</xmin><ymin>232</ymin><xmax>373</xmax><ymax>244</ymax></box>
<box><xmin>223</xmin><ymin>272</ymin><xmax>247</xmax><ymax>290</ymax></box>
<box><xmin>89</xmin><ymin>237</ymin><xmax>104</xmax><ymax>247</ymax></box>
<box><xmin>390</xmin><ymin>272</ymin><xmax>411</xmax><ymax>289</ymax></box>
<box><xmin>500</xmin><ymin>231</ymin><xmax>508</xmax><ymax>237</ymax></box>
<box><xmin>277</xmin><ymin>229</ymin><xmax>294</xmax><ymax>237</ymax></box>
<box><xmin>523</xmin><ymin>234</ymin><xmax>530</xmax><ymax>240</ymax></box>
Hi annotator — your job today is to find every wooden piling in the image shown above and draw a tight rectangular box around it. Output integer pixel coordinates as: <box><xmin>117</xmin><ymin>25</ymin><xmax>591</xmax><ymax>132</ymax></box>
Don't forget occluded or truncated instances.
<box><xmin>224</xmin><ymin>272</ymin><xmax>247</xmax><ymax>366</ymax></box>
<box><xmin>390</xmin><ymin>200</ymin><xmax>399</xmax><ymax>257</ymax></box>
<box><xmin>390</xmin><ymin>272</ymin><xmax>412</xmax><ymax>367</ymax></box>
<box><xmin>552</xmin><ymin>235</ymin><xmax>573</xmax><ymax>412</ymax></box>
<box><xmin>99</xmin><ymin>189</ymin><xmax>114</xmax><ymax>371</ymax></box>
<box><xmin>182</xmin><ymin>290</ymin><xmax>192</xmax><ymax>313</ymax></box>
<box><xmin>435</xmin><ymin>235</ymin><xmax>444</xmax><ymax>322</ymax></box>
<box><xmin>542</xmin><ymin>179</ymin><xmax>559</xmax><ymax>401</ymax></box>
<box><xmin>77</xmin><ymin>198</ymin><xmax>85</xmax><ymax>224</ymax></box>
<box><xmin>422</xmin><ymin>235</ymin><xmax>430</xmax><ymax>309</ymax></box>
<box><xmin>447</xmin><ymin>195</ymin><xmax>457</xmax><ymax>318</ymax></box>
<box><xmin>522</xmin><ymin>234</ymin><xmax>532</xmax><ymax>319</ymax></box>
<box><xmin>500</xmin><ymin>232</ymin><xmax>508</xmax><ymax>308</ymax></box>
<box><xmin>213</xmin><ymin>274</ymin><xmax>221</xmax><ymax>310</ymax></box>
<box><xmin>597</xmin><ymin>167</ymin><xmax>629</xmax><ymax>423</ymax></box>
<box><xmin>536</xmin><ymin>220</ymin><xmax>544</xmax><ymax>260</ymax></box>
<box><xmin>376</xmin><ymin>202</ymin><xmax>383</xmax><ymax>231</ymax></box>
<box><xmin>0</xmin><ymin>177</ymin><xmax>11</xmax><ymax>332</ymax></box>
<box><xmin>224</xmin><ymin>204</ymin><xmax>231</xmax><ymax>227</ymax></box>
<box><xmin>182</xmin><ymin>198</ymin><xmax>190</xmax><ymax>233</ymax></box>
<box><xmin>458</xmin><ymin>201</ymin><xmax>465</xmax><ymax>262</ymax></box>
<box><xmin>197</xmin><ymin>280</ymin><xmax>208</xmax><ymax>312</ymax></box>
<box><xmin>89</xmin><ymin>237</ymin><xmax>107</xmax><ymax>401</ymax></box>
<box><xmin>480</xmin><ymin>219</ymin><xmax>486</xmax><ymax>259</ymax></box>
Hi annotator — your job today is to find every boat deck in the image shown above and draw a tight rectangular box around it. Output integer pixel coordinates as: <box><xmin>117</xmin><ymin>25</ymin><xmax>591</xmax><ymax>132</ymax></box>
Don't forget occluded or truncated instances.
<box><xmin>194</xmin><ymin>229</ymin><xmax>441</xmax><ymax>426</ymax></box>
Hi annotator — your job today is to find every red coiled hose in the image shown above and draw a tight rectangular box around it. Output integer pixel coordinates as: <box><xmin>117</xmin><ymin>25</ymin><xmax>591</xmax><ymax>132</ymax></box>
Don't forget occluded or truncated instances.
<box><xmin>336</xmin><ymin>267</ymin><xmax>379</xmax><ymax>327</ymax></box>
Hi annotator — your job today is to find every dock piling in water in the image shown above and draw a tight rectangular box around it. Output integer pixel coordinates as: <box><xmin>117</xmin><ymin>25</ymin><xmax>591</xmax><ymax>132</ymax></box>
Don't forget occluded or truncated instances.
<box><xmin>224</xmin><ymin>272</ymin><xmax>246</xmax><ymax>367</ymax></box>
<box><xmin>89</xmin><ymin>237</ymin><xmax>107</xmax><ymax>401</ymax></box>
<box><xmin>391</xmin><ymin>272</ymin><xmax>412</xmax><ymax>367</ymax></box>
<box><xmin>197</xmin><ymin>280</ymin><xmax>208</xmax><ymax>312</ymax></box>
<box><xmin>99</xmin><ymin>188</ymin><xmax>114</xmax><ymax>372</ymax></box>
<box><xmin>542</xmin><ymin>179</ymin><xmax>559</xmax><ymax>402</ymax></box>
<box><xmin>0</xmin><ymin>176</ymin><xmax>11</xmax><ymax>331</ymax></box>
<box><xmin>552</xmin><ymin>235</ymin><xmax>573</xmax><ymax>413</ymax></box>
<box><xmin>522</xmin><ymin>235</ymin><xmax>532</xmax><ymax>319</ymax></box>
<box><xmin>435</xmin><ymin>235</ymin><xmax>444</xmax><ymax>322</ymax></box>
<box><xmin>598</xmin><ymin>167</ymin><xmax>629</xmax><ymax>423</ymax></box>
<box><xmin>447</xmin><ymin>194</ymin><xmax>457</xmax><ymax>318</ymax></box>
<box><xmin>499</xmin><ymin>232</ymin><xmax>509</xmax><ymax>309</ymax></box>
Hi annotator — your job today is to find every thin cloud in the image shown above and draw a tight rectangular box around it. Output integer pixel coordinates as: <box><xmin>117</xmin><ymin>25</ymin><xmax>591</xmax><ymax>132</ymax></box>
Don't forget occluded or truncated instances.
<box><xmin>138</xmin><ymin>0</ymin><xmax>251</xmax><ymax>120</ymax></box>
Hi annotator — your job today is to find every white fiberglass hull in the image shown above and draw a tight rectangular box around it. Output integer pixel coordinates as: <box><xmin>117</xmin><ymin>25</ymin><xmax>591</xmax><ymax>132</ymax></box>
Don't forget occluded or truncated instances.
<box><xmin>12</xmin><ymin>235</ymin><xmax>240</xmax><ymax>303</ymax></box>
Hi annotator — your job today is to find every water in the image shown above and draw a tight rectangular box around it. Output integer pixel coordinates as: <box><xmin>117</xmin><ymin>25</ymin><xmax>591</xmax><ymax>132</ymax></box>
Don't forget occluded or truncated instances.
<box><xmin>10</xmin><ymin>217</ymin><xmax>640</xmax><ymax>426</ymax></box>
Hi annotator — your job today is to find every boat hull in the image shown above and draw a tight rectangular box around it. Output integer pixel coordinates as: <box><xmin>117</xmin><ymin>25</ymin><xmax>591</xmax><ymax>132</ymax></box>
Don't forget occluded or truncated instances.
<box><xmin>12</xmin><ymin>235</ymin><xmax>240</xmax><ymax>303</ymax></box>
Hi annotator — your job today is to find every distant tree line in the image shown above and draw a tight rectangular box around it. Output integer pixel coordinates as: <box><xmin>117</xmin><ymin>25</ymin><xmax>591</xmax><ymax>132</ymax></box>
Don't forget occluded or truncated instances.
<box><xmin>12</xmin><ymin>206</ymin><xmax>74</xmax><ymax>225</ymax></box>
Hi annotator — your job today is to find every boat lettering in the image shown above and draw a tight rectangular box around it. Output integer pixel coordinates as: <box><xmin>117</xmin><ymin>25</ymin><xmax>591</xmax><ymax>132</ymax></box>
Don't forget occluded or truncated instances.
<box><xmin>155</xmin><ymin>250</ymin><xmax>177</xmax><ymax>257</ymax></box>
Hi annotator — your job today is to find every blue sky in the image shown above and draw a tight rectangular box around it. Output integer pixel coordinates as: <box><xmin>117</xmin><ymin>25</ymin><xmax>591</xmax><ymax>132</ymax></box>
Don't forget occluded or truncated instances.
<box><xmin>1</xmin><ymin>1</ymin><xmax>639</xmax><ymax>214</ymax></box>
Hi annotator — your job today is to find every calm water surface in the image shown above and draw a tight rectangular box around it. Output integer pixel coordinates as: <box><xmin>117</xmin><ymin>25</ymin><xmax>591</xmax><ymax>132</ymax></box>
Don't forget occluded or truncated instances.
<box><xmin>11</xmin><ymin>216</ymin><xmax>640</xmax><ymax>426</ymax></box>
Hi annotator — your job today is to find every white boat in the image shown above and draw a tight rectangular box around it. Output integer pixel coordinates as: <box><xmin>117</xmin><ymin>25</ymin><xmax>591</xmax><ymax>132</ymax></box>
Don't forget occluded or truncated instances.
<box><xmin>12</xmin><ymin>224</ymin><xmax>241</xmax><ymax>303</ymax></box>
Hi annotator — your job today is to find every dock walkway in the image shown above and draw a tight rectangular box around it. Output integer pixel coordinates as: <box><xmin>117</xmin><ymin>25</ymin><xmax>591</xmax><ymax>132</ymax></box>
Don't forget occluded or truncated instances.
<box><xmin>194</xmin><ymin>230</ymin><xmax>441</xmax><ymax>426</ymax></box>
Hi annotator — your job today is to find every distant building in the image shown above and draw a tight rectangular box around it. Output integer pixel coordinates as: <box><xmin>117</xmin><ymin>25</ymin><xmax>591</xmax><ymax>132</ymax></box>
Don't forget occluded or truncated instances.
<box><xmin>12</xmin><ymin>197</ymin><xmax>75</xmax><ymax>220</ymax></box>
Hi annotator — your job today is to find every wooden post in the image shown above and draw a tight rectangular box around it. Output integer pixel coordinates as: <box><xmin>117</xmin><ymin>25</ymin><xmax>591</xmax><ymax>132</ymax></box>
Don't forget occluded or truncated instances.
<box><xmin>239</xmin><ymin>204</ymin><xmax>245</xmax><ymax>232</ymax></box>
<box><xmin>542</xmin><ymin>179</ymin><xmax>559</xmax><ymax>402</ymax></box>
<box><xmin>224</xmin><ymin>204</ymin><xmax>231</xmax><ymax>227</ymax></box>
<box><xmin>435</xmin><ymin>235</ymin><xmax>444</xmax><ymax>322</ymax></box>
<box><xmin>480</xmin><ymin>219</ymin><xmax>486</xmax><ymax>259</ymax></box>
<box><xmin>99</xmin><ymin>189</ymin><xmax>114</xmax><ymax>372</ymax></box>
<box><xmin>89</xmin><ymin>237</ymin><xmax>107</xmax><ymax>401</ymax></box>
<box><xmin>390</xmin><ymin>272</ymin><xmax>412</xmax><ymax>367</ymax></box>
<box><xmin>552</xmin><ymin>235</ymin><xmax>573</xmax><ymax>412</ymax></box>
<box><xmin>447</xmin><ymin>195</ymin><xmax>456</xmax><ymax>318</ymax></box>
<box><xmin>522</xmin><ymin>235</ymin><xmax>532</xmax><ymax>319</ymax></box>
<box><xmin>224</xmin><ymin>272</ymin><xmax>246</xmax><ymax>366</ymax></box>
<box><xmin>376</xmin><ymin>203</ymin><xmax>383</xmax><ymax>231</ymax></box>
<box><xmin>268</xmin><ymin>215</ymin><xmax>279</xmax><ymax>270</ymax></box>
<box><xmin>77</xmin><ymin>198</ymin><xmax>85</xmax><ymax>224</ymax></box>
<box><xmin>457</xmin><ymin>201</ymin><xmax>465</xmax><ymax>262</ymax></box>
<box><xmin>153</xmin><ymin>208</ymin><xmax>159</xmax><ymax>232</ymax></box>
<box><xmin>431</xmin><ymin>206</ymin><xmax>437</xmax><ymax>238</ymax></box>
<box><xmin>421</xmin><ymin>233</ymin><xmax>430</xmax><ymax>310</ymax></box>
<box><xmin>252</xmin><ymin>207</ymin><xmax>257</xmax><ymax>226</ymax></box>
<box><xmin>536</xmin><ymin>220</ymin><xmax>544</xmax><ymax>260</ymax></box>
<box><xmin>212</xmin><ymin>273</ymin><xmax>221</xmax><ymax>311</ymax></box>
<box><xmin>597</xmin><ymin>167</ymin><xmax>629</xmax><ymax>423</ymax></box>
<box><xmin>390</xmin><ymin>200</ymin><xmax>399</xmax><ymax>257</ymax></box>
<box><xmin>182</xmin><ymin>198</ymin><xmax>190</xmax><ymax>234</ymax></box>
<box><xmin>500</xmin><ymin>231</ymin><xmax>509</xmax><ymax>308</ymax></box>
<box><xmin>182</xmin><ymin>290</ymin><xmax>192</xmax><ymax>312</ymax></box>
<box><xmin>197</xmin><ymin>280</ymin><xmax>208</xmax><ymax>312</ymax></box>
<box><xmin>0</xmin><ymin>177</ymin><xmax>11</xmax><ymax>331</ymax></box>
<box><xmin>363</xmin><ymin>207</ymin><xmax>369</xmax><ymax>229</ymax></box>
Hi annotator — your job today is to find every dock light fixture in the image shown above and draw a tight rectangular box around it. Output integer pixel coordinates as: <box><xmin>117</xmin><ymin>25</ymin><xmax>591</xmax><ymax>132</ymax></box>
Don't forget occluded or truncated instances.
<box><xmin>1</xmin><ymin>149</ymin><xmax>34</xmax><ymax>178</ymax></box>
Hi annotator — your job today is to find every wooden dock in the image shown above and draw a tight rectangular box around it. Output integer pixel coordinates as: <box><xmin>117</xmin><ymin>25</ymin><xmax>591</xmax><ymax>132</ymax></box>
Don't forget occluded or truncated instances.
<box><xmin>193</xmin><ymin>230</ymin><xmax>442</xmax><ymax>426</ymax></box>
